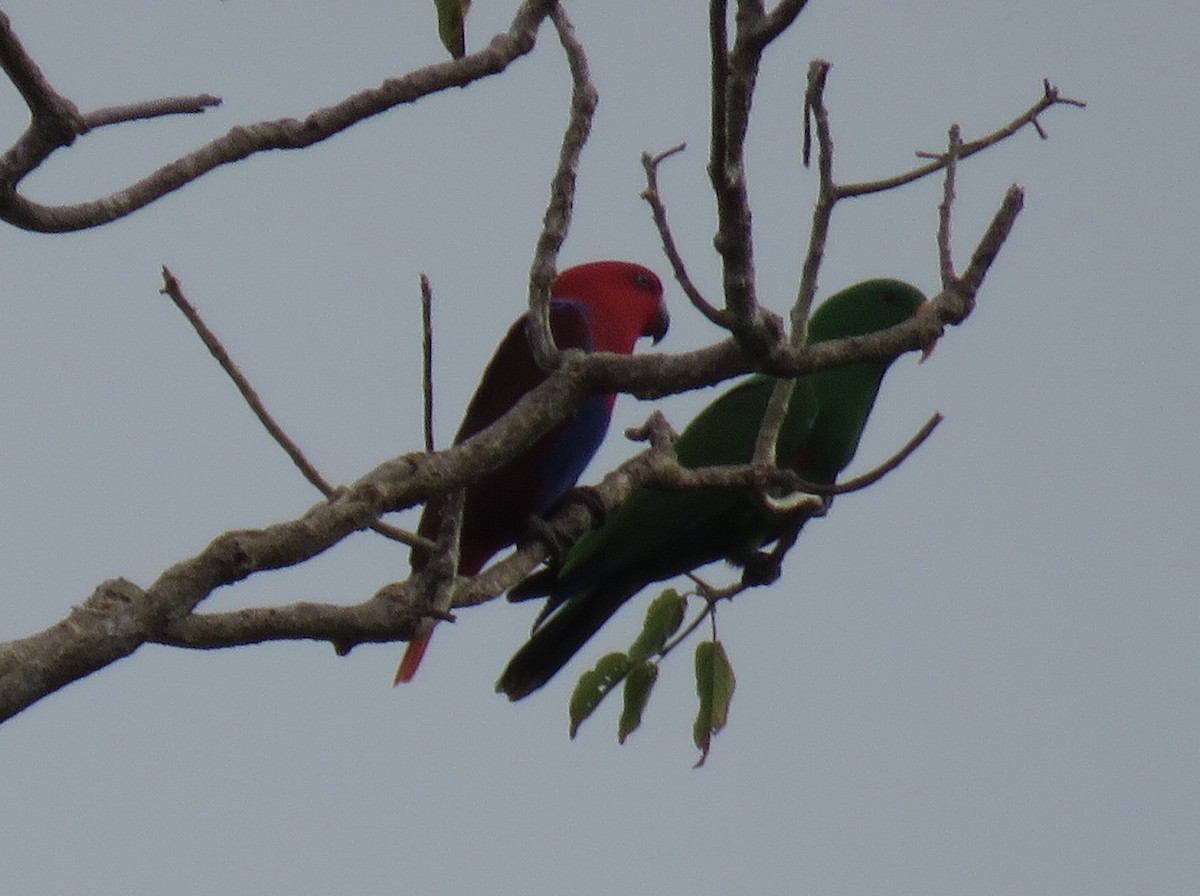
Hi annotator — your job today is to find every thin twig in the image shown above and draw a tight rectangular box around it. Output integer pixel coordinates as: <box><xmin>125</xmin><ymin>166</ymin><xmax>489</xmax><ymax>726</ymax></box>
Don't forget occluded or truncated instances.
<box><xmin>658</xmin><ymin>586</ymin><xmax>719</xmax><ymax>659</ymax></box>
<box><xmin>83</xmin><ymin>94</ymin><xmax>222</xmax><ymax>129</ymax></box>
<box><xmin>160</xmin><ymin>267</ymin><xmax>430</xmax><ymax>550</ymax></box>
<box><xmin>804</xmin><ymin>412</ymin><xmax>943</xmax><ymax>496</ymax></box>
<box><xmin>838</xmin><ymin>80</ymin><xmax>1085</xmax><ymax>199</ymax></box>
<box><xmin>640</xmin><ymin>142</ymin><xmax>731</xmax><ymax>328</ymax></box>
<box><xmin>709</xmin><ymin>0</ymin><xmax>730</xmax><ymax>192</ymax></box>
<box><xmin>160</xmin><ymin>267</ymin><xmax>330</xmax><ymax>492</ymax></box>
<box><xmin>937</xmin><ymin>125</ymin><xmax>961</xmax><ymax>288</ymax></box>
<box><xmin>419</xmin><ymin>273</ymin><xmax>435</xmax><ymax>454</ymax></box>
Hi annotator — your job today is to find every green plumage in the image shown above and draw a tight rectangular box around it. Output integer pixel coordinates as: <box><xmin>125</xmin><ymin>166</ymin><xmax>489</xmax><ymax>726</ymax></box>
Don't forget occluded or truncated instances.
<box><xmin>497</xmin><ymin>279</ymin><xmax>931</xmax><ymax>700</ymax></box>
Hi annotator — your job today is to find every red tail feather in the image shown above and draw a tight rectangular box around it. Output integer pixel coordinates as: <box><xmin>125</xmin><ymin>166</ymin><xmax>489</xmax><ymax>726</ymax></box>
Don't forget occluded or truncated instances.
<box><xmin>394</xmin><ymin>633</ymin><xmax>431</xmax><ymax>684</ymax></box>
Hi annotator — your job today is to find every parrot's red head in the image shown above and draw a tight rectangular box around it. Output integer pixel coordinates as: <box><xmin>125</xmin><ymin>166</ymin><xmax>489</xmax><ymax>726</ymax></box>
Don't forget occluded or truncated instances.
<box><xmin>552</xmin><ymin>261</ymin><xmax>669</xmax><ymax>355</ymax></box>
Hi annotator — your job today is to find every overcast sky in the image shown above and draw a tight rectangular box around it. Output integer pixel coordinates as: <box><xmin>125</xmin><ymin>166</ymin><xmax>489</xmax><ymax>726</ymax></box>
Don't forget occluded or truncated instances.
<box><xmin>1</xmin><ymin>2</ymin><xmax>1196</xmax><ymax>894</ymax></box>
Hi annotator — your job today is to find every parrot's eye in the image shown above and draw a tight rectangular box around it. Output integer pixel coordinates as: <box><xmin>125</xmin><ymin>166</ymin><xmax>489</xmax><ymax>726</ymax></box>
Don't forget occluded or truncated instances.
<box><xmin>633</xmin><ymin>270</ymin><xmax>659</xmax><ymax>292</ymax></box>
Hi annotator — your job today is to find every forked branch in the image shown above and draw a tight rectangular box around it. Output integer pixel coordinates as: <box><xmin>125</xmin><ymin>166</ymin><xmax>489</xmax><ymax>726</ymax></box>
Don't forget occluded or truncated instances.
<box><xmin>0</xmin><ymin>1</ymin><xmax>560</xmax><ymax>232</ymax></box>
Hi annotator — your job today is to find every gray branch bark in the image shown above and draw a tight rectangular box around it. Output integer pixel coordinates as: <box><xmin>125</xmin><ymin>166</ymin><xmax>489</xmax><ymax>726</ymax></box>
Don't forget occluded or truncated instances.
<box><xmin>0</xmin><ymin>1</ymin><xmax>559</xmax><ymax>232</ymax></box>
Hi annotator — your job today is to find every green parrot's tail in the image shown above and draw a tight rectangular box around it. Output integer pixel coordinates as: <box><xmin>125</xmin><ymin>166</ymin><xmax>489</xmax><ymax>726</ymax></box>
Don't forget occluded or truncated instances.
<box><xmin>496</xmin><ymin>580</ymin><xmax>638</xmax><ymax>700</ymax></box>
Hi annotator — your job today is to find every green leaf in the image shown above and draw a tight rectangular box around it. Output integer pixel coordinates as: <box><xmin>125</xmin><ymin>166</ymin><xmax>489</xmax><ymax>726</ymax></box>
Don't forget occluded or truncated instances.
<box><xmin>617</xmin><ymin>660</ymin><xmax>659</xmax><ymax>744</ymax></box>
<box><xmin>628</xmin><ymin>588</ymin><xmax>687</xmax><ymax>661</ymax></box>
<box><xmin>692</xmin><ymin>640</ymin><xmax>735</xmax><ymax>767</ymax></box>
<box><xmin>433</xmin><ymin>0</ymin><xmax>471</xmax><ymax>59</ymax></box>
<box><xmin>569</xmin><ymin>652</ymin><xmax>631</xmax><ymax>738</ymax></box>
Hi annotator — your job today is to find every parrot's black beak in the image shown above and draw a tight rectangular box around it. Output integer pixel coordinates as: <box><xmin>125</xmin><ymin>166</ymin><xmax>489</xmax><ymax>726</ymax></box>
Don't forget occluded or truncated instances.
<box><xmin>649</xmin><ymin>306</ymin><xmax>670</xmax><ymax>345</ymax></box>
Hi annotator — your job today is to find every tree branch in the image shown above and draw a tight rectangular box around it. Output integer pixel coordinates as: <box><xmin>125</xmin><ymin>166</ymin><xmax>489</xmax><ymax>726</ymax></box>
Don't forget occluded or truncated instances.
<box><xmin>160</xmin><ymin>267</ymin><xmax>332</xmax><ymax>499</ymax></box>
<box><xmin>83</xmin><ymin>94</ymin><xmax>222</xmax><ymax>129</ymax></box>
<box><xmin>0</xmin><ymin>9</ymin><xmax>82</xmax><ymax>128</ymax></box>
<box><xmin>419</xmin><ymin>273</ymin><xmax>436</xmax><ymax>454</ymax></box>
<box><xmin>527</xmin><ymin>3</ymin><xmax>597</xmax><ymax>369</ymax></box>
<box><xmin>839</xmin><ymin>79</ymin><xmax>1085</xmax><ymax>199</ymax></box>
<box><xmin>160</xmin><ymin>267</ymin><xmax>431</xmax><ymax>551</ymax></box>
<box><xmin>797</xmin><ymin>58</ymin><xmax>835</xmax><ymax>335</ymax></box>
<box><xmin>640</xmin><ymin>143</ymin><xmax>731</xmax><ymax>329</ymax></box>
<box><xmin>708</xmin><ymin>0</ymin><xmax>784</xmax><ymax>357</ymax></box>
<box><xmin>0</xmin><ymin>0</ymin><xmax>560</xmax><ymax>232</ymax></box>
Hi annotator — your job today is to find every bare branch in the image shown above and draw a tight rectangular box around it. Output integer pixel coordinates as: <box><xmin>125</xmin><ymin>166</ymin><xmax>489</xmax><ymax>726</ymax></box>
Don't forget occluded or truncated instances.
<box><xmin>751</xmin><ymin>378</ymin><xmax>797</xmax><ymax>469</ymax></box>
<box><xmin>957</xmin><ymin>185</ymin><xmax>1026</xmax><ymax>314</ymax></box>
<box><xmin>83</xmin><ymin>94</ymin><xmax>222</xmax><ymax>129</ymax></box>
<box><xmin>704</xmin><ymin>0</ymin><xmax>799</xmax><ymax>356</ymax></box>
<box><xmin>838</xmin><ymin>80</ymin><xmax>1085</xmax><ymax>199</ymax></box>
<box><xmin>638</xmin><ymin>410</ymin><xmax>942</xmax><ymax>503</ymax></box>
<box><xmin>640</xmin><ymin>143</ymin><xmax>731</xmax><ymax>328</ymax></box>
<box><xmin>795</xmin><ymin>58</ymin><xmax>835</xmax><ymax>339</ymax></box>
<box><xmin>160</xmin><ymin>267</ymin><xmax>431</xmax><ymax>551</ymax></box>
<box><xmin>419</xmin><ymin>273</ymin><xmax>435</xmax><ymax>454</ymax></box>
<box><xmin>525</xmin><ymin>4</ymin><xmax>599</xmax><ymax>371</ymax></box>
<box><xmin>0</xmin><ymin>9</ymin><xmax>82</xmax><ymax>127</ymax></box>
<box><xmin>709</xmin><ymin>0</ymin><xmax>785</xmax><ymax>357</ymax></box>
<box><xmin>709</xmin><ymin>0</ymin><xmax>730</xmax><ymax>189</ymax></box>
<box><xmin>0</xmin><ymin>579</ymin><xmax>147</xmax><ymax>722</ymax></box>
<box><xmin>800</xmin><ymin>413</ymin><xmax>944</xmax><ymax>496</ymax></box>
<box><xmin>153</xmin><ymin>594</ymin><xmax>429</xmax><ymax>653</ymax></box>
<box><xmin>747</xmin><ymin>1</ymin><xmax>815</xmax><ymax>52</ymax></box>
<box><xmin>937</xmin><ymin>125</ymin><xmax>962</xmax><ymax>288</ymax></box>
<box><xmin>160</xmin><ymin>267</ymin><xmax>332</xmax><ymax>496</ymax></box>
<box><xmin>0</xmin><ymin>0</ymin><xmax>560</xmax><ymax>232</ymax></box>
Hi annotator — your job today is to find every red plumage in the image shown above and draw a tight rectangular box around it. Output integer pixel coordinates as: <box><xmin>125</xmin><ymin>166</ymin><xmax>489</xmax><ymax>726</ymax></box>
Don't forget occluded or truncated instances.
<box><xmin>395</xmin><ymin>261</ymin><xmax>668</xmax><ymax>683</ymax></box>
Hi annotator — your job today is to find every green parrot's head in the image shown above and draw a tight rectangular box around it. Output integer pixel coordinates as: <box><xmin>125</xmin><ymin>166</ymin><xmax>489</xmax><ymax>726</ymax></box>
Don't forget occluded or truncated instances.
<box><xmin>807</xmin><ymin>279</ymin><xmax>933</xmax><ymax>357</ymax></box>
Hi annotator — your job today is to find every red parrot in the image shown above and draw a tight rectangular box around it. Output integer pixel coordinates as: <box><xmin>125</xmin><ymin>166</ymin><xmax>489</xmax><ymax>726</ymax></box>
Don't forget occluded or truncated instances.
<box><xmin>395</xmin><ymin>261</ymin><xmax>669</xmax><ymax>683</ymax></box>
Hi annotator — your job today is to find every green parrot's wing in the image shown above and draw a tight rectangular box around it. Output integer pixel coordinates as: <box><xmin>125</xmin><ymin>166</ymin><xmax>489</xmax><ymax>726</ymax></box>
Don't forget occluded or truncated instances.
<box><xmin>549</xmin><ymin>374</ymin><xmax>819</xmax><ymax>594</ymax></box>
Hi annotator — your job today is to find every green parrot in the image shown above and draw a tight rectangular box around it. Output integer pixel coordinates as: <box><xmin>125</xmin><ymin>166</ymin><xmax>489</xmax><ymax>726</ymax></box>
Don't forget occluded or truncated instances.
<box><xmin>496</xmin><ymin>278</ymin><xmax>935</xmax><ymax>701</ymax></box>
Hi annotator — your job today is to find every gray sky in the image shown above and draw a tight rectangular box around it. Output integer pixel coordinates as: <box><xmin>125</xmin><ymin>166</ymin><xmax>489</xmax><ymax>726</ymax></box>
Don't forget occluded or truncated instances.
<box><xmin>1</xmin><ymin>2</ymin><xmax>1196</xmax><ymax>894</ymax></box>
